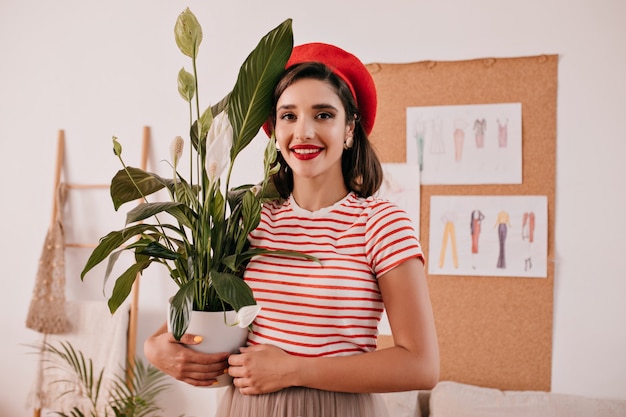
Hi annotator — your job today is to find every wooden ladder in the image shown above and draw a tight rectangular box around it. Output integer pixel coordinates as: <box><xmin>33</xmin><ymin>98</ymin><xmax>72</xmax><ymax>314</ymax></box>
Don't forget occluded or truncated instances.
<box><xmin>33</xmin><ymin>127</ymin><xmax>150</xmax><ymax>417</ymax></box>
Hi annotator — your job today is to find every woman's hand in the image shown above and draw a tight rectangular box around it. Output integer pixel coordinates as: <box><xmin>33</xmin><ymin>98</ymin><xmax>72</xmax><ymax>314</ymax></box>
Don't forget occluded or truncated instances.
<box><xmin>227</xmin><ymin>344</ymin><xmax>294</xmax><ymax>395</ymax></box>
<box><xmin>144</xmin><ymin>323</ymin><xmax>230</xmax><ymax>387</ymax></box>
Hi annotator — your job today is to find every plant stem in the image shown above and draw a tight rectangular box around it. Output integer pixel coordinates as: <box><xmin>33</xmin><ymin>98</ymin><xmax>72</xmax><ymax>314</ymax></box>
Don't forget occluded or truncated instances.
<box><xmin>188</xmin><ymin>99</ymin><xmax>193</xmax><ymax>191</ymax></box>
<box><xmin>190</xmin><ymin>52</ymin><xmax>207</xmax><ymax>310</ymax></box>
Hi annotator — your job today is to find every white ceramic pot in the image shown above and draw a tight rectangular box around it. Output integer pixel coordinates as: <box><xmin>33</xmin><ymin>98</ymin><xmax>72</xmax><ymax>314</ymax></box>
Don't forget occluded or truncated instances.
<box><xmin>168</xmin><ymin>307</ymin><xmax>249</xmax><ymax>387</ymax></box>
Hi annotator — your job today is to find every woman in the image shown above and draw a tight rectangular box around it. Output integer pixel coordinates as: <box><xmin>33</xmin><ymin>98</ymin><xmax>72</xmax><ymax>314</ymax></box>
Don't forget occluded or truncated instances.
<box><xmin>145</xmin><ymin>42</ymin><xmax>439</xmax><ymax>417</ymax></box>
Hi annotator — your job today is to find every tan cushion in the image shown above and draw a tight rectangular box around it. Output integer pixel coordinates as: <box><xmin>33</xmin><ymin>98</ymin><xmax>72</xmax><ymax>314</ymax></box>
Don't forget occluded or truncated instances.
<box><xmin>430</xmin><ymin>381</ymin><xmax>626</xmax><ymax>417</ymax></box>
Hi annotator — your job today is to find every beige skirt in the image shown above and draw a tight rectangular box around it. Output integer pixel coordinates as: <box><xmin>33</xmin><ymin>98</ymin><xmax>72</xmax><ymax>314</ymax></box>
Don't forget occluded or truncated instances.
<box><xmin>214</xmin><ymin>385</ymin><xmax>390</xmax><ymax>417</ymax></box>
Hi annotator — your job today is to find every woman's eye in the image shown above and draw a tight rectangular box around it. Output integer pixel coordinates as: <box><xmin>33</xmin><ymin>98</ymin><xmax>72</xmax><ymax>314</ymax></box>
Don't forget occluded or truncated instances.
<box><xmin>279</xmin><ymin>112</ymin><xmax>295</xmax><ymax>120</ymax></box>
<box><xmin>316</xmin><ymin>112</ymin><xmax>333</xmax><ymax>120</ymax></box>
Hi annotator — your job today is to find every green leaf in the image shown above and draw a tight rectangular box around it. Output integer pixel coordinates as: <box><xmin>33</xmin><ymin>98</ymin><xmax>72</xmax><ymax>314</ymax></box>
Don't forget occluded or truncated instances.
<box><xmin>169</xmin><ymin>282</ymin><xmax>195</xmax><ymax>340</ymax></box>
<box><xmin>110</xmin><ymin>167</ymin><xmax>171</xmax><ymax>210</ymax></box>
<box><xmin>199</xmin><ymin>106</ymin><xmax>213</xmax><ymax>140</ymax></box>
<box><xmin>264</xmin><ymin>132</ymin><xmax>278</xmax><ymax>171</ymax></box>
<box><xmin>259</xmin><ymin>179</ymin><xmax>281</xmax><ymax>201</ymax></box>
<box><xmin>210</xmin><ymin>185</ymin><xmax>225</xmax><ymax>222</ymax></box>
<box><xmin>109</xmin><ymin>358</ymin><xmax>171</xmax><ymax>416</ymax></box>
<box><xmin>174</xmin><ymin>7</ymin><xmax>202</xmax><ymax>58</ymax></box>
<box><xmin>209</xmin><ymin>186</ymin><xmax>226</xmax><ymax>260</ymax></box>
<box><xmin>211</xmin><ymin>271</ymin><xmax>255</xmax><ymax>311</ymax></box>
<box><xmin>41</xmin><ymin>341</ymin><xmax>105</xmax><ymax>411</ymax></box>
<box><xmin>126</xmin><ymin>201</ymin><xmax>195</xmax><ymax>229</ymax></box>
<box><xmin>211</xmin><ymin>92</ymin><xmax>230</xmax><ymax>117</ymax></box>
<box><xmin>173</xmin><ymin>178</ymin><xmax>200</xmax><ymax>208</ymax></box>
<box><xmin>40</xmin><ymin>340</ymin><xmax>171</xmax><ymax>417</ymax></box>
<box><xmin>221</xmin><ymin>254</ymin><xmax>238</xmax><ymax>272</ymax></box>
<box><xmin>177</xmin><ymin>67</ymin><xmax>196</xmax><ymax>102</ymax></box>
<box><xmin>81</xmin><ymin>224</ymin><xmax>158</xmax><ymax>279</ymax></box>
<box><xmin>124</xmin><ymin>236</ymin><xmax>156</xmax><ymax>250</ymax></box>
<box><xmin>137</xmin><ymin>241</ymin><xmax>180</xmax><ymax>260</ymax></box>
<box><xmin>189</xmin><ymin>119</ymin><xmax>206</xmax><ymax>155</ymax></box>
<box><xmin>226</xmin><ymin>184</ymin><xmax>255</xmax><ymax>210</ymax></box>
<box><xmin>223</xmin><ymin>247</ymin><xmax>320</xmax><ymax>273</ymax></box>
<box><xmin>237</xmin><ymin>191</ymin><xmax>261</xmax><ymax>252</ymax></box>
<box><xmin>108</xmin><ymin>260</ymin><xmax>151</xmax><ymax>314</ymax></box>
<box><xmin>228</xmin><ymin>18</ymin><xmax>293</xmax><ymax>159</ymax></box>
<box><xmin>103</xmin><ymin>250</ymin><xmax>123</xmax><ymax>292</ymax></box>
<box><xmin>112</xmin><ymin>136</ymin><xmax>122</xmax><ymax>156</ymax></box>
<box><xmin>241</xmin><ymin>190</ymin><xmax>261</xmax><ymax>228</ymax></box>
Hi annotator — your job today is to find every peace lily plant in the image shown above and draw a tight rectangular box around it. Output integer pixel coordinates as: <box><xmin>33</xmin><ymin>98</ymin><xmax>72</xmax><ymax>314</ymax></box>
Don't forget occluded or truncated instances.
<box><xmin>81</xmin><ymin>9</ymin><xmax>312</xmax><ymax>340</ymax></box>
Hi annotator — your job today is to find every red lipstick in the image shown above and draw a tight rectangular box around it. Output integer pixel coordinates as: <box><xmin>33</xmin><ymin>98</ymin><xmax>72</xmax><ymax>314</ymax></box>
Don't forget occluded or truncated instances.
<box><xmin>290</xmin><ymin>144</ymin><xmax>322</xmax><ymax>160</ymax></box>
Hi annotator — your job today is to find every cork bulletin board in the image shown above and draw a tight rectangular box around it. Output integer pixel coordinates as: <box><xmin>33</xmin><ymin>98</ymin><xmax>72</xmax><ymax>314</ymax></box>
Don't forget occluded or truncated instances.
<box><xmin>368</xmin><ymin>55</ymin><xmax>558</xmax><ymax>391</ymax></box>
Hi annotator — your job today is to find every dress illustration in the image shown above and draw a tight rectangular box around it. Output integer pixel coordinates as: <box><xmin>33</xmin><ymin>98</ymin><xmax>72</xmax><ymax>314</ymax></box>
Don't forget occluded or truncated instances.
<box><xmin>494</xmin><ymin>210</ymin><xmax>511</xmax><ymax>269</ymax></box>
<box><xmin>413</xmin><ymin>120</ymin><xmax>425</xmax><ymax>171</ymax></box>
<box><xmin>470</xmin><ymin>209</ymin><xmax>485</xmax><ymax>254</ymax></box>
<box><xmin>522</xmin><ymin>211</ymin><xmax>535</xmax><ymax>271</ymax></box>
<box><xmin>453</xmin><ymin>118</ymin><xmax>468</xmax><ymax>161</ymax></box>
<box><xmin>497</xmin><ymin>117</ymin><xmax>508</xmax><ymax>148</ymax></box>
<box><xmin>439</xmin><ymin>212</ymin><xmax>458</xmax><ymax>269</ymax></box>
<box><xmin>430</xmin><ymin>117</ymin><xmax>445</xmax><ymax>154</ymax></box>
<box><xmin>473</xmin><ymin>118</ymin><xmax>487</xmax><ymax>148</ymax></box>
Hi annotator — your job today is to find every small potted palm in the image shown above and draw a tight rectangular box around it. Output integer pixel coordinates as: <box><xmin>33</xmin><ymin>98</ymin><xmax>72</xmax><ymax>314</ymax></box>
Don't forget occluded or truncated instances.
<box><xmin>80</xmin><ymin>8</ymin><xmax>313</xmax><ymax>374</ymax></box>
<box><xmin>41</xmin><ymin>340</ymin><xmax>175</xmax><ymax>417</ymax></box>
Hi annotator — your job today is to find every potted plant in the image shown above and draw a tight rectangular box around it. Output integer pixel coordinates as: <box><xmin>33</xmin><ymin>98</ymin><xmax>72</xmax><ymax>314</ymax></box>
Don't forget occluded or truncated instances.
<box><xmin>40</xmin><ymin>340</ymin><xmax>176</xmax><ymax>417</ymax></box>
<box><xmin>80</xmin><ymin>9</ymin><xmax>313</xmax><ymax>344</ymax></box>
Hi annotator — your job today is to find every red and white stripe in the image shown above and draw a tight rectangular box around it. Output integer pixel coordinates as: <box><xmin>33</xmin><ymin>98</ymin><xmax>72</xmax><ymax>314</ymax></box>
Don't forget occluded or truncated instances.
<box><xmin>244</xmin><ymin>192</ymin><xmax>423</xmax><ymax>357</ymax></box>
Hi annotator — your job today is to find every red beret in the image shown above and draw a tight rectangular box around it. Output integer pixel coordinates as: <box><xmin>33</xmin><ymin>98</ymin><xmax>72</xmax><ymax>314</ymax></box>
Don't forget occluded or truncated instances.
<box><xmin>263</xmin><ymin>42</ymin><xmax>377</xmax><ymax>137</ymax></box>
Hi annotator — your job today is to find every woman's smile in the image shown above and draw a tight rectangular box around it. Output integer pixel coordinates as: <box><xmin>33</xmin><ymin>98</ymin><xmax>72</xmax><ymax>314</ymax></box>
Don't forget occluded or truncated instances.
<box><xmin>290</xmin><ymin>144</ymin><xmax>323</xmax><ymax>160</ymax></box>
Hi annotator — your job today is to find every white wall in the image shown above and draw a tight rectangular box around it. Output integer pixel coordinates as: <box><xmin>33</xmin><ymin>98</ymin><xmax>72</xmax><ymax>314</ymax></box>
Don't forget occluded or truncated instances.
<box><xmin>1</xmin><ymin>0</ymin><xmax>625</xmax><ymax>415</ymax></box>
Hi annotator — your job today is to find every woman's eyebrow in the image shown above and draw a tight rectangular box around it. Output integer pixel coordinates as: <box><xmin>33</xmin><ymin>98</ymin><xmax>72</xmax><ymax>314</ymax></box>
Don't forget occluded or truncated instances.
<box><xmin>276</xmin><ymin>103</ymin><xmax>296</xmax><ymax>111</ymax></box>
<box><xmin>312</xmin><ymin>103</ymin><xmax>339</xmax><ymax>111</ymax></box>
<box><xmin>276</xmin><ymin>103</ymin><xmax>339</xmax><ymax>112</ymax></box>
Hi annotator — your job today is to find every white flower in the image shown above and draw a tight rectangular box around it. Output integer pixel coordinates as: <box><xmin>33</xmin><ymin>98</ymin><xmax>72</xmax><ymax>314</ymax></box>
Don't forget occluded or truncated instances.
<box><xmin>233</xmin><ymin>305</ymin><xmax>262</xmax><ymax>328</ymax></box>
<box><xmin>170</xmin><ymin>136</ymin><xmax>184</xmax><ymax>167</ymax></box>
<box><xmin>205</xmin><ymin>111</ymin><xmax>233</xmax><ymax>182</ymax></box>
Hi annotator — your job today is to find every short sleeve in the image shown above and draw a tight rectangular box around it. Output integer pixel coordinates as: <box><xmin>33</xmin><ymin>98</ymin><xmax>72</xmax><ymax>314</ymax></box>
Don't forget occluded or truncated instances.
<box><xmin>365</xmin><ymin>200</ymin><xmax>423</xmax><ymax>277</ymax></box>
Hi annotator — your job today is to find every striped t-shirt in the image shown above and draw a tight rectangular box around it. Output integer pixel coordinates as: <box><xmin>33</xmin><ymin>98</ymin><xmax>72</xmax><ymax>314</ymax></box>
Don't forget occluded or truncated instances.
<box><xmin>244</xmin><ymin>192</ymin><xmax>423</xmax><ymax>357</ymax></box>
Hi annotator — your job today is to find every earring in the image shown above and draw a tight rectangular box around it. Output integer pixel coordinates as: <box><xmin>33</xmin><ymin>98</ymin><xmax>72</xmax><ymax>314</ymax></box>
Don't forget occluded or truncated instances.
<box><xmin>344</xmin><ymin>135</ymin><xmax>354</xmax><ymax>150</ymax></box>
<box><xmin>275</xmin><ymin>140</ymin><xmax>281</xmax><ymax>152</ymax></box>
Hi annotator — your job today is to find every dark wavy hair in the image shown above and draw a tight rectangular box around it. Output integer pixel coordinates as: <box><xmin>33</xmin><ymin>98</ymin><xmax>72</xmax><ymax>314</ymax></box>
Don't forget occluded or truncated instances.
<box><xmin>268</xmin><ymin>62</ymin><xmax>383</xmax><ymax>199</ymax></box>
